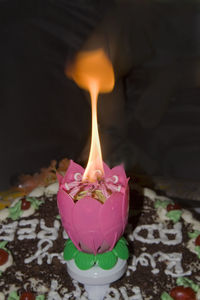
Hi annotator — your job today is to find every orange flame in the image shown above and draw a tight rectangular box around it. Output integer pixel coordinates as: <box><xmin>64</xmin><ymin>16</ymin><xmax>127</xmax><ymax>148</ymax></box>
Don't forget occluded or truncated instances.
<box><xmin>66</xmin><ymin>49</ymin><xmax>115</xmax><ymax>182</ymax></box>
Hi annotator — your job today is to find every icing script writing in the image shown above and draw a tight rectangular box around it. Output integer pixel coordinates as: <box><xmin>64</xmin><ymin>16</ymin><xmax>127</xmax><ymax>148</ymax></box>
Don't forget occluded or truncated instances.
<box><xmin>128</xmin><ymin>251</ymin><xmax>191</xmax><ymax>278</ymax></box>
<box><xmin>127</xmin><ymin>222</ymin><xmax>191</xmax><ymax>278</ymax></box>
<box><xmin>129</xmin><ymin>222</ymin><xmax>182</xmax><ymax>245</ymax></box>
<box><xmin>0</xmin><ymin>218</ymin><xmax>67</xmax><ymax>265</ymax></box>
<box><xmin>48</xmin><ymin>279</ymin><xmax>143</xmax><ymax>300</ymax></box>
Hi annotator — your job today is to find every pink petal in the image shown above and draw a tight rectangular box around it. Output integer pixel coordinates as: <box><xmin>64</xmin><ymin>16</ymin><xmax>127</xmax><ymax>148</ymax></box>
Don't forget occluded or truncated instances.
<box><xmin>104</xmin><ymin>231</ymin><xmax>118</xmax><ymax>252</ymax></box>
<box><xmin>57</xmin><ymin>189</ymin><xmax>74</xmax><ymax>229</ymax></box>
<box><xmin>78</xmin><ymin>232</ymin><xmax>103</xmax><ymax>254</ymax></box>
<box><xmin>100</xmin><ymin>192</ymin><xmax>124</xmax><ymax>248</ymax></box>
<box><xmin>72</xmin><ymin>197</ymin><xmax>101</xmax><ymax>233</ymax></box>
<box><xmin>122</xmin><ymin>180</ymin><xmax>129</xmax><ymax>231</ymax></box>
<box><xmin>72</xmin><ymin>197</ymin><xmax>103</xmax><ymax>254</ymax></box>
<box><xmin>67</xmin><ymin>228</ymin><xmax>82</xmax><ymax>251</ymax></box>
<box><xmin>109</xmin><ymin>165</ymin><xmax>127</xmax><ymax>185</ymax></box>
<box><xmin>63</xmin><ymin>160</ymin><xmax>84</xmax><ymax>182</ymax></box>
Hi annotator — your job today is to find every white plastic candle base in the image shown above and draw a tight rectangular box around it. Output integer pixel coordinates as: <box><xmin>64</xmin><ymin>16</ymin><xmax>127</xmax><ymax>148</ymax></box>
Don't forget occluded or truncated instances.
<box><xmin>66</xmin><ymin>258</ymin><xmax>127</xmax><ymax>300</ymax></box>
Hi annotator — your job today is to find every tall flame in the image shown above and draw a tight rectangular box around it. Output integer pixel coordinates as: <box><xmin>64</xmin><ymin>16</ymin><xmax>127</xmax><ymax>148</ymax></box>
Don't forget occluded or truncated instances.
<box><xmin>66</xmin><ymin>49</ymin><xmax>115</xmax><ymax>182</ymax></box>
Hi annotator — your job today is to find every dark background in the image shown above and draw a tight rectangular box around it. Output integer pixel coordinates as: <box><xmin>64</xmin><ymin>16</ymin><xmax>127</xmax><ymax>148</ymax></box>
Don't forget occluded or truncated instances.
<box><xmin>0</xmin><ymin>0</ymin><xmax>200</xmax><ymax>189</ymax></box>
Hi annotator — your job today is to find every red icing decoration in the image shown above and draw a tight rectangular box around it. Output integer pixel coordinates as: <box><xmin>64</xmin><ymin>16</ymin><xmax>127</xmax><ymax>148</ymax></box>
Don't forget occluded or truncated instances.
<box><xmin>0</xmin><ymin>249</ymin><xmax>8</xmax><ymax>266</ymax></box>
<box><xmin>167</xmin><ymin>203</ymin><xmax>181</xmax><ymax>212</ymax></box>
<box><xmin>20</xmin><ymin>292</ymin><xmax>35</xmax><ymax>300</ymax></box>
<box><xmin>170</xmin><ymin>286</ymin><xmax>196</xmax><ymax>300</ymax></box>
<box><xmin>21</xmin><ymin>198</ymin><xmax>31</xmax><ymax>210</ymax></box>
<box><xmin>195</xmin><ymin>235</ymin><xmax>200</xmax><ymax>246</ymax></box>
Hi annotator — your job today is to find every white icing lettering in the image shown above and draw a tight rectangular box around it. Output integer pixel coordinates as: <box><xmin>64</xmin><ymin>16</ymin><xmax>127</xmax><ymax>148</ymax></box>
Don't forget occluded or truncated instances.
<box><xmin>131</xmin><ymin>223</ymin><xmax>182</xmax><ymax>245</ymax></box>
<box><xmin>119</xmin><ymin>286</ymin><xmax>143</xmax><ymax>300</ymax></box>
<box><xmin>17</xmin><ymin>219</ymin><xmax>39</xmax><ymax>240</ymax></box>
<box><xmin>48</xmin><ymin>280</ymin><xmax>62</xmax><ymax>300</ymax></box>
<box><xmin>37</xmin><ymin>219</ymin><xmax>60</xmax><ymax>240</ymax></box>
<box><xmin>105</xmin><ymin>287</ymin><xmax>120</xmax><ymax>300</ymax></box>
<box><xmin>154</xmin><ymin>252</ymin><xmax>191</xmax><ymax>277</ymax></box>
<box><xmin>25</xmin><ymin>239</ymin><xmax>53</xmax><ymax>264</ymax></box>
<box><xmin>128</xmin><ymin>251</ymin><xmax>191</xmax><ymax>278</ymax></box>
<box><xmin>0</xmin><ymin>221</ymin><xmax>18</xmax><ymax>241</ymax></box>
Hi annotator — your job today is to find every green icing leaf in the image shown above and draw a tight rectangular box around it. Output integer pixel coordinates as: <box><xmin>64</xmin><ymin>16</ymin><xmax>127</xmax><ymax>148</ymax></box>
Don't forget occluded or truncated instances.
<box><xmin>195</xmin><ymin>246</ymin><xmax>200</xmax><ymax>259</ymax></box>
<box><xmin>0</xmin><ymin>241</ymin><xmax>8</xmax><ymax>249</ymax></box>
<box><xmin>166</xmin><ymin>210</ymin><xmax>182</xmax><ymax>223</ymax></box>
<box><xmin>0</xmin><ymin>240</ymin><xmax>9</xmax><ymax>254</ymax></box>
<box><xmin>36</xmin><ymin>296</ymin><xmax>45</xmax><ymax>300</ymax></box>
<box><xmin>154</xmin><ymin>199</ymin><xmax>172</xmax><ymax>209</ymax></box>
<box><xmin>8</xmin><ymin>291</ymin><xmax>20</xmax><ymax>300</ymax></box>
<box><xmin>96</xmin><ymin>251</ymin><xmax>117</xmax><ymax>270</ymax></box>
<box><xmin>56</xmin><ymin>214</ymin><xmax>61</xmax><ymax>219</ymax></box>
<box><xmin>8</xmin><ymin>200</ymin><xmax>22</xmax><ymax>220</ymax></box>
<box><xmin>176</xmin><ymin>277</ymin><xmax>200</xmax><ymax>292</ymax></box>
<box><xmin>63</xmin><ymin>239</ymin><xmax>78</xmax><ymax>261</ymax></box>
<box><xmin>113</xmin><ymin>238</ymin><xmax>129</xmax><ymax>260</ymax></box>
<box><xmin>188</xmin><ymin>230</ymin><xmax>200</xmax><ymax>239</ymax></box>
<box><xmin>160</xmin><ymin>292</ymin><xmax>173</xmax><ymax>300</ymax></box>
<box><xmin>74</xmin><ymin>251</ymin><xmax>95</xmax><ymax>270</ymax></box>
<box><xmin>26</xmin><ymin>197</ymin><xmax>44</xmax><ymax>210</ymax></box>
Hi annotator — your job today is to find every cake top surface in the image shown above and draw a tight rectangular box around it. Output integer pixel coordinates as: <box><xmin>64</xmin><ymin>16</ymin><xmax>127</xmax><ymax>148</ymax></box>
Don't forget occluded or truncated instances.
<box><xmin>0</xmin><ymin>179</ymin><xmax>200</xmax><ymax>300</ymax></box>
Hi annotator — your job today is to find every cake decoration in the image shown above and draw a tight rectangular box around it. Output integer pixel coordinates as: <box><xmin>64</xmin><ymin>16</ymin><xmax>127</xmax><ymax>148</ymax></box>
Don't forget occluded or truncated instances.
<box><xmin>8</xmin><ymin>197</ymin><xmax>44</xmax><ymax>220</ymax></box>
<box><xmin>154</xmin><ymin>199</ymin><xmax>182</xmax><ymax>223</ymax></box>
<box><xmin>0</xmin><ymin>241</ymin><xmax>13</xmax><ymax>274</ymax></box>
<box><xmin>188</xmin><ymin>230</ymin><xmax>200</xmax><ymax>259</ymax></box>
<box><xmin>161</xmin><ymin>277</ymin><xmax>200</xmax><ymax>300</ymax></box>
<box><xmin>7</xmin><ymin>291</ymin><xmax>44</xmax><ymax>300</ymax></box>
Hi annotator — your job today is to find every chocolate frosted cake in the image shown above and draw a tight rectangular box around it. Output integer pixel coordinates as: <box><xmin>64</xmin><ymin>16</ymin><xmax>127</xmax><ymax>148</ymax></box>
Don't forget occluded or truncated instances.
<box><xmin>0</xmin><ymin>179</ymin><xmax>200</xmax><ymax>299</ymax></box>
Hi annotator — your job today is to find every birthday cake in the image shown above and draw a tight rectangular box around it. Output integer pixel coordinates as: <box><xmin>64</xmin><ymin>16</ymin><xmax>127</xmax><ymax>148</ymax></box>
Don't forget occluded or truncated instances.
<box><xmin>0</xmin><ymin>163</ymin><xmax>200</xmax><ymax>299</ymax></box>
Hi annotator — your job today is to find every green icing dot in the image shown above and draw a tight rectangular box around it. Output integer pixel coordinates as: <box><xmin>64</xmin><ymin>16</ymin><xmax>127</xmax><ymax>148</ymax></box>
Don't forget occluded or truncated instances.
<box><xmin>176</xmin><ymin>277</ymin><xmax>200</xmax><ymax>292</ymax></box>
<box><xmin>113</xmin><ymin>238</ymin><xmax>129</xmax><ymax>260</ymax></box>
<box><xmin>188</xmin><ymin>230</ymin><xmax>200</xmax><ymax>239</ymax></box>
<box><xmin>166</xmin><ymin>210</ymin><xmax>182</xmax><ymax>223</ymax></box>
<box><xmin>63</xmin><ymin>239</ymin><xmax>78</xmax><ymax>261</ymax></box>
<box><xmin>195</xmin><ymin>246</ymin><xmax>200</xmax><ymax>259</ymax></box>
<box><xmin>160</xmin><ymin>292</ymin><xmax>173</xmax><ymax>300</ymax></box>
<box><xmin>8</xmin><ymin>291</ymin><xmax>20</xmax><ymax>300</ymax></box>
<box><xmin>26</xmin><ymin>197</ymin><xmax>44</xmax><ymax>210</ymax></box>
<box><xmin>8</xmin><ymin>200</ymin><xmax>22</xmax><ymax>220</ymax></box>
<box><xmin>96</xmin><ymin>251</ymin><xmax>117</xmax><ymax>270</ymax></box>
<box><xmin>154</xmin><ymin>199</ymin><xmax>172</xmax><ymax>209</ymax></box>
<box><xmin>74</xmin><ymin>251</ymin><xmax>95</xmax><ymax>270</ymax></box>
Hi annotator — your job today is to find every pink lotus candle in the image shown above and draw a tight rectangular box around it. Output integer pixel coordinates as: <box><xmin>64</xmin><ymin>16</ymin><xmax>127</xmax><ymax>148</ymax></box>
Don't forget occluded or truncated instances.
<box><xmin>57</xmin><ymin>49</ymin><xmax>129</xmax><ymax>300</ymax></box>
<box><xmin>57</xmin><ymin>160</ymin><xmax>129</xmax><ymax>254</ymax></box>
